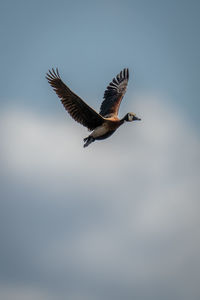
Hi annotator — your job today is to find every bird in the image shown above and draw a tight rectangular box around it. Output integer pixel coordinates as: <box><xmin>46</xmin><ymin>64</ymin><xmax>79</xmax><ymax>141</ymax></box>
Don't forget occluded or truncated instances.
<box><xmin>46</xmin><ymin>68</ymin><xmax>141</xmax><ymax>147</ymax></box>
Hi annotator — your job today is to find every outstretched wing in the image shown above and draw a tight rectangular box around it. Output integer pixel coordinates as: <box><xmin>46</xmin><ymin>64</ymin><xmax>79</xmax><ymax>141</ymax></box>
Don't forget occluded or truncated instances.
<box><xmin>99</xmin><ymin>68</ymin><xmax>129</xmax><ymax>117</ymax></box>
<box><xmin>46</xmin><ymin>68</ymin><xmax>104</xmax><ymax>131</ymax></box>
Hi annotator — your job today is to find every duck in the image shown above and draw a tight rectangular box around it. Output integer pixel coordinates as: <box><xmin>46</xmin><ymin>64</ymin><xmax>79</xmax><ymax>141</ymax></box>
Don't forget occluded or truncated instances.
<box><xmin>46</xmin><ymin>68</ymin><xmax>141</xmax><ymax>147</ymax></box>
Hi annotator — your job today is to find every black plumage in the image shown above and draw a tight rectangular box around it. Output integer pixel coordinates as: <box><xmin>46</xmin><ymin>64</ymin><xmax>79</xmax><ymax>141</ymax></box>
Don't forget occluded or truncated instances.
<box><xmin>46</xmin><ymin>67</ymin><xmax>140</xmax><ymax>147</ymax></box>
<box><xmin>46</xmin><ymin>68</ymin><xmax>104</xmax><ymax>131</ymax></box>
<box><xmin>100</xmin><ymin>68</ymin><xmax>129</xmax><ymax>117</ymax></box>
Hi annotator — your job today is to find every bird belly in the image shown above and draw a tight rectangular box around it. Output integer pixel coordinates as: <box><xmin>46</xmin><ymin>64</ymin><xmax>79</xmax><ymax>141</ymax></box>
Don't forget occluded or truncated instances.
<box><xmin>95</xmin><ymin>130</ymin><xmax>115</xmax><ymax>140</ymax></box>
<box><xmin>91</xmin><ymin>124</ymin><xmax>115</xmax><ymax>140</ymax></box>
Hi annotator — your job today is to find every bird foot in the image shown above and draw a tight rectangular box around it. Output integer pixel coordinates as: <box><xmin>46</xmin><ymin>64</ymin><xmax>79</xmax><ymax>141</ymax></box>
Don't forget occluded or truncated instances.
<box><xmin>83</xmin><ymin>136</ymin><xmax>95</xmax><ymax>148</ymax></box>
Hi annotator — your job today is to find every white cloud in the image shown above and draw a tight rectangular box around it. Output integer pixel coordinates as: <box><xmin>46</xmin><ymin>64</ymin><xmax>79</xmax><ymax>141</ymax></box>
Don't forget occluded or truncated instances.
<box><xmin>0</xmin><ymin>95</ymin><xmax>200</xmax><ymax>299</ymax></box>
<box><xmin>0</xmin><ymin>284</ymin><xmax>52</xmax><ymax>300</ymax></box>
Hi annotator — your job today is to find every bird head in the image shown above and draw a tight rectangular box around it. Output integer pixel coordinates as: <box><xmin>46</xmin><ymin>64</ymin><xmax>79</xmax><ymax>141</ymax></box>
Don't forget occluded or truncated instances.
<box><xmin>125</xmin><ymin>112</ymin><xmax>141</xmax><ymax>122</ymax></box>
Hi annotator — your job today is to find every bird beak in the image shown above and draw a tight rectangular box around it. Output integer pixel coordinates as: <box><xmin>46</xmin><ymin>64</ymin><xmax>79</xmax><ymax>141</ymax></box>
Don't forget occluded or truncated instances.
<box><xmin>134</xmin><ymin>116</ymin><xmax>141</xmax><ymax>121</ymax></box>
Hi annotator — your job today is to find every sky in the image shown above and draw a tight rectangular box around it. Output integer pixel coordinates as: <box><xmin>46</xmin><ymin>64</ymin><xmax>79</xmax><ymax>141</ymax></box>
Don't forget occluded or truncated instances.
<box><xmin>0</xmin><ymin>0</ymin><xmax>200</xmax><ymax>299</ymax></box>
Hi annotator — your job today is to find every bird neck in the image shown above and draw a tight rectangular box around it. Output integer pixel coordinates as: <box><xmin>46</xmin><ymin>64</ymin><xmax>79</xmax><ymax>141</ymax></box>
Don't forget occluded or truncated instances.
<box><xmin>120</xmin><ymin>114</ymin><xmax>129</xmax><ymax>123</ymax></box>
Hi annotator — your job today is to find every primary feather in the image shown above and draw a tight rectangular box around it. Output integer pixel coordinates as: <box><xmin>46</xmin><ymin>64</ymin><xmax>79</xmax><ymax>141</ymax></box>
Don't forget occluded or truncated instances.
<box><xmin>100</xmin><ymin>68</ymin><xmax>129</xmax><ymax>117</ymax></box>
<box><xmin>46</xmin><ymin>68</ymin><xmax>104</xmax><ymax>131</ymax></box>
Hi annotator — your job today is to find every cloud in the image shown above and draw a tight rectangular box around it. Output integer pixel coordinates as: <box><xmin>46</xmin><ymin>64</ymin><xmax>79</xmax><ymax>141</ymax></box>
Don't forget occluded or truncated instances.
<box><xmin>0</xmin><ymin>95</ymin><xmax>200</xmax><ymax>300</ymax></box>
<box><xmin>0</xmin><ymin>284</ymin><xmax>52</xmax><ymax>300</ymax></box>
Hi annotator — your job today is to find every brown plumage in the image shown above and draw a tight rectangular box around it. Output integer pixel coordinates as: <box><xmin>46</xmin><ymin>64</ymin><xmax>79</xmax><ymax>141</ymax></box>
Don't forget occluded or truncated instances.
<box><xmin>100</xmin><ymin>68</ymin><xmax>129</xmax><ymax>117</ymax></box>
<box><xmin>46</xmin><ymin>68</ymin><xmax>141</xmax><ymax>147</ymax></box>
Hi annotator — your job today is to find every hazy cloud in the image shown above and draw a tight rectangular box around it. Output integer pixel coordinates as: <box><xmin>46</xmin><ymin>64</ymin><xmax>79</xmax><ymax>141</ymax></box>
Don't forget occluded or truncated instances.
<box><xmin>0</xmin><ymin>95</ymin><xmax>200</xmax><ymax>300</ymax></box>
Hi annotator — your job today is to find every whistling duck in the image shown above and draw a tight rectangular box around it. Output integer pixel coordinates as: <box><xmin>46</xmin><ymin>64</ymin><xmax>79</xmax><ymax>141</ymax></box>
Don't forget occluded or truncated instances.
<box><xmin>46</xmin><ymin>68</ymin><xmax>141</xmax><ymax>147</ymax></box>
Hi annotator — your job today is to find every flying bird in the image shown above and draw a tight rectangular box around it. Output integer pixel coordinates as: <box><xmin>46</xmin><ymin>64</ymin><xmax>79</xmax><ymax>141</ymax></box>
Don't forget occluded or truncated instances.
<box><xmin>46</xmin><ymin>68</ymin><xmax>141</xmax><ymax>147</ymax></box>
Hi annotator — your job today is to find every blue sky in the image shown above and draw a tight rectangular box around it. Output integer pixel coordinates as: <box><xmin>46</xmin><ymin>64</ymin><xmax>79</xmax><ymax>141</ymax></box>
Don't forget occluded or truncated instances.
<box><xmin>1</xmin><ymin>0</ymin><xmax>199</xmax><ymax>122</ymax></box>
<box><xmin>0</xmin><ymin>1</ymin><xmax>200</xmax><ymax>300</ymax></box>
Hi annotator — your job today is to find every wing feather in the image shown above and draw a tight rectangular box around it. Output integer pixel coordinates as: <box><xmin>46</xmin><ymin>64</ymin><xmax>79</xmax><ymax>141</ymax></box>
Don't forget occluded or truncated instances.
<box><xmin>46</xmin><ymin>68</ymin><xmax>104</xmax><ymax>131</ymax></box>
<box><xmin>100</xmin><ymin>68</ymin><xmax>129</xmax><ymax>117</ymax></box>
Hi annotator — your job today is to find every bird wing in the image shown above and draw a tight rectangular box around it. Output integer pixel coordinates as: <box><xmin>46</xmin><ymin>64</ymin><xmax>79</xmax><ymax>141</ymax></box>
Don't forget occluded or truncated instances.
<box><xmin>46</xmin><ymin>68</ymin><xmax>104</xmax><ymax>131</ymax></box>
<box><xmin>99</xmin><ymin>68</ymin><xmax>129</xmax><ymax>117</ymax></box>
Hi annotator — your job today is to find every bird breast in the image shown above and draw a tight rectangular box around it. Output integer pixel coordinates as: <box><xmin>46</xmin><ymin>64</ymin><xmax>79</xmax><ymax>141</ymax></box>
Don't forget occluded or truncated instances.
<box><xmin>91</xmin><ymin>124</ymin><xmax>110</xmax><ymax>138</ymax></box>
<box><xmin>91</xmin><ymin>119</ymin><xmax>121</xmax><ymax>139</ymax></box>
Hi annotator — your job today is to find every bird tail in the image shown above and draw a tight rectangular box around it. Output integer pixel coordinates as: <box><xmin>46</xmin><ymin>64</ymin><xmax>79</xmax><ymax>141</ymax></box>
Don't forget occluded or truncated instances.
<box><xmin>83</xmin><ymin>136</ymin><xmax>95</xmax><ymax>148</ymax></box>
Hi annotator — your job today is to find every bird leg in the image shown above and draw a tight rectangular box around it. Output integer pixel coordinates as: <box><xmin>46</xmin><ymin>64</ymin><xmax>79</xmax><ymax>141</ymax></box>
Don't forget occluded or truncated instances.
<box><xmin>83</xmin><ymin>136</ymin><xmax>95</xmax><ymax>148</ymax></box>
